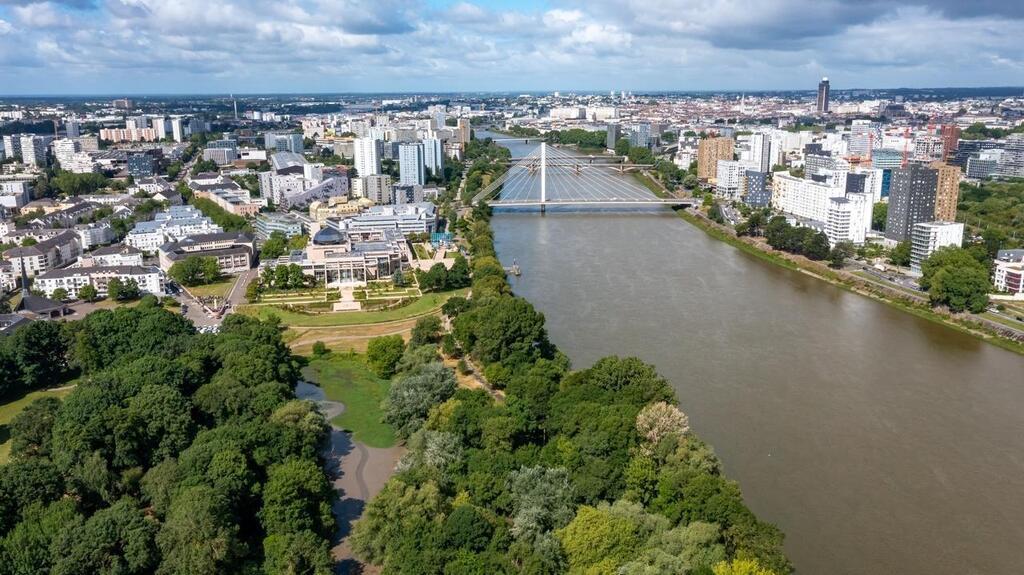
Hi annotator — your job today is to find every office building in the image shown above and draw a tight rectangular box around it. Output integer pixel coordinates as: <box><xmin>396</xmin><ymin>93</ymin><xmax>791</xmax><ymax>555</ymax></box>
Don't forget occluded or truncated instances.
<box><xmin>606</xmin><ymin>123</ymin><xmax>621</xmax><ymax>150</ymax></box>
<box><xmin>327</xmin><ymin>202</ymin><xmax>437</xmax><ymax>235</ymax></box>
<box><xmin>743</xmin><ymin>170</ymin><xmax>770</xmax><ymax>208</ymax></box>
<box><xmin>871</xmin><ymin>148</ymin><xmax>904</xmax><ymax>170</ymax></box>
<box><xmin>885</xmin><ymin>164</ymin><xmax>938</xmax><ymax>242</ymax></box>
<box><xmin>203</xmin><ymin>139</ymin><xmax>239</xmax><ymax>165</ymax></box>
<box><xmin>697</xmin><ymin>137</ymin><xmax>734</xmax><ymax>180</ymax></box>
<box><xmin>910</xmin><ymin>221</ymin><xmax>964</xmax><ymax>270</ymax></box>
<box><xmin>65</xmin><ymin>119</ymin><xmax>80</xmax><ymax>139</ymax></box>
<box><xmin>930</xmin><ymin>162</ymin><xmax>960</xmax><ymax>222</ymax></box>
<box><xmin>399</xmin><ymin>143</ymin><xmax>426</xmax><ymax>186</ymax></box>
<box><xmin>966</xmin><ymin>150</ymin><xmax>1002</xmax><ymax>179</ymax></box>
<box><xmin>816</xmin><ymin>77</ymin><xmax>830</xmax><ymax>114</ymax></box>
<box><xmin>254</xmin><ymin>213</ymin><xmax>304</xmax><ymax>240</ymax></box>
<box><xmin>127</xmin><ymin>153</ymin><xmax>157</xmax><ymax>179</ymax></box>
<box><xmin>257</xmin><ymin>152</ymin><xmax>345</xmax><ymax>209</ymax></box>
<box><xmin>849</xmin><ymin>120</ymin><xmax>875</xmax><ymax>157</ymax></box>
<box><xmin>629</xmin><ymin>124</ymin><xmax>651</xmax><ymax>148</ymax></box>
<box><xmin>999</xmin><ymin>134</ymin><xmax>1024</xmax><ymax>179</ymax></box>
<box><xmin>354</xmin><ymin>137</ymin><xmax>382</xmax><ymax>176</ymax></box>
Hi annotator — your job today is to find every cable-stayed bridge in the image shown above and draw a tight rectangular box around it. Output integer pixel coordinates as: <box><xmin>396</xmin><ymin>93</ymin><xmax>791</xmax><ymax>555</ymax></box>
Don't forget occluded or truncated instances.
<box><xmin>472</xmin><ymin>143</ymin><xmax>695</xmax><ymax>209</ymax></box>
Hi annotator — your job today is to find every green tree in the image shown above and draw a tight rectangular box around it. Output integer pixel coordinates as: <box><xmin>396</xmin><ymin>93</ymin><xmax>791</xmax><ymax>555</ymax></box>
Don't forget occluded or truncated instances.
<box><xmin>8</xmin><ymin>396</ymin><xmax>62</xmax><ymax>459</ymax></box>
<box><xmin>802</xmin><ymin>231</ymin><xmax>830</xmax><ymax>261</ymax></box>
<box><xmin>447</xmin><ymin>254</ymin><xmax>471</xmax><ymax>288</ymax></box>
<box><xmin>78</xmin><ymin>284</ymin><xmax>98</xmax><ymax>302</ymax></box>
<box><xmin>889</xmin><ymin>241</ymin><xmax>912</xmax><ymax>267</ymax></box>
<box><xmin>168</xmin><ymin>256</ymin><xmax>221</xmax><ymax>287</ymax></box>
<box><xmin>107</xmin><ymin>277</ymin><xmax>141</xmax><ymax>301</ymax></box>
<box><xmin>0</xmin><ymin>500</ymin><xmax>81</xmax><ymax>575</ymax></box>
<box><xmin>51</xmin><ymin>498</ymin><xmax>159</xmax><ymax>575</ymax></box>
<box><xmin>871</xmin><ymin>203</ymin><xmax>888</xmax><ymax>231</ymax></box>
<box><xmin>51</xmin><ymin>287</ymin><xmax>69</xmax><ymax>301</ymax></box>
<box><xmin>366</xmin><ymin>335</ymin><xmax>406</xmax><ymax>378</ymax></box>
<box><xmin>260</xmin><ymin>459</ymin><xmax>335</xmax><ymax>539</ymax></box>
<box><xmin>382</xmin><ymin>363</ymin><xmax>457</xmax><ymax>438</ymax></box>
<box><xmin>410</xmin><ymin>315</ymin><xmax>443</xmax><ymax>347</ymax></box>
<box><xmin>156</xmin><ymin>486</ymin><xmax>244</xmax><ymax>575</ymax></box>
<box><xmin>311</xmin><ymin>341</ymin><xmax>328</xmax><ymax>357</ymax></box>
<box><xmin>261</xmin><ymin>231</ymin><xmax>287</xmax><ymax>260</ymax></box>
<box><xmin>828</xmin><ymin>242</ymin><xmax>855</xmax><ymax>269</ymax></box>
<box><xmin>262</xmin><ymin>530</ymin><xmax>333</xmax><ymax>575</ymax></box>
<box><xmin>555</xmin><ymin>504</ymin><xmax>651</xmax><ymax>573</ymax></box>
<box><xmin>392</xmin><ymin>267</ymin><xmax>406</xmax><ymax>288</ymax></box>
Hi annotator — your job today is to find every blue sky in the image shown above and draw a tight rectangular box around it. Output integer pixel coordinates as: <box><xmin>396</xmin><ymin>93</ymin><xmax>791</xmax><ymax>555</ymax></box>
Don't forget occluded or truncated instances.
<box><xmin>0</xmin><ymin>0</ymin><xmax>1022</xmax><ymax>95</ymax></box>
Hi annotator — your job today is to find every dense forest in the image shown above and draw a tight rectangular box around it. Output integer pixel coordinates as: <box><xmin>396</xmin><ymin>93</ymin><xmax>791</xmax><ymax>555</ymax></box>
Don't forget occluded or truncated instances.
<box><xmin>349</xmin><ymin>202</ymin><xmax>792</xmax><ymax>574</ymax></box>
<box><xmin>0</xmin><ymin>301</ymin><xmax>335</xmax><ymax>575</ymax></box>
<box><xmin>958</xmin><ymin>179</ymin><xmax>1024</xmax><ymax>252</ymax></box>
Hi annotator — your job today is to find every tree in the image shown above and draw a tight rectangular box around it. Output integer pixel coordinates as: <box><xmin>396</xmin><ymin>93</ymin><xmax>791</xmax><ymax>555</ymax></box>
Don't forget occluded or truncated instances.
<box><xmin>260</xmin><ymin>459</ymin><xmax>335</xmax><ymax>539</ymax></box>
<box><xmin>156</xmin><ymin>487</ymin><xmax>244</xmax><ymax>575</ymax></box>
<box><xmin>51</xmin><ymin>287</ymin><xmax>69</xmax><ymax>302</ymax></box>
<box><xmin>508</xmin><ymin>466</ymin><xmax>575</xmax><ymax>543</ymax></box>
<box><xmin>802</xmin><ymin>231</ymin><xmax>830</xmax><ymax>261</ymax></box>
<box><xmin>311</xmin><ymin>341</ymin><xmax>328</xmax><ymax>357</ymax></box>
<box><xmin>410</xmin><ymin>315</ymin><xmax>443</xmax><ymax>347</ymax></box>
<box><xmin>871</xmin><ymin>203</ymin><xmax>888</xmax><ymax>231</ymax></box>
<box><xmin>366</xmin><ymin>335</ymin><xmax>405</xmax><ymax>378</ymax></box>
<box><xmin>262</xmin><ymin>530</ymin><xmax>333</xmax><ymax>575</ymax></box>
<box><xmin>5</xmin><ymin>320</ymin><xmax>67</xmax><ymax>391</ymax></box>
<box><xmin>636</xmin><ymin>402</ymin><xmax>690</xmax><ymax>449</ymax></box>
<box><xmin>0</xmin><ymin>500</ymin><xmax>82</xmax><ymax>575</ymax></box>
<box><xmin>889</xmin><ymin>241</ymin><xmax>912</xmax><ymax>267</ymax></box>
<box><xmin>9</xmin><ymin>396</ymin><xmax>62</xmax><ymax>459</ymax></box>
<box><xmin>920</xmin><ymin>248</ymin><xmax>992</xmax><ymax>313</ymax></box>
<box><xmin>51</xmin><ymin>498</ymin><xmax>159</xmax><ymax>575</ymax></box>
<box><xmin>382</xmin><ymin>362</ymin><xmax>457</xmax><ymax>438</ymax></box>
<box><xmin>712</xmin><ymin>558</ymin><xmax>779</xmax><ymax>575</ymax></box>
<box><xmin>708</xmin><ymin>203</ymin><xmax>725</xmax><ymax>224</ymax></box>
<box><xmin>555</xmin><ymin>504</ymin><xmax>652</xmax><ymax>573</ymax></box>
<box><xmin>261</xmin><ymin>231</ymin><xmax>287</xmax><ymax>260</ymax></box>
<box><xmin>107</xmin><ymin>277</ymin><xmax>141</xmax><ymax>301</ymax></box>
<box><xmin>614</xmin><ymin>138</ymin><xmax>630</xmax><ymax>156</ymax></box>
<box><xmin>392</xmin><ymin>267</ymin><xmax>406</xmax><ymax>288</ymax></box>
<box><xmin>168</xmin><ymin>256</ymin><xmax>221</xmax><ymax>287</ymax></box>
<box><xmin>420</xmin><ymin>263</ymin><xmax>449</xmax><ymax>292</ymax></box>
<box><xmin>827</xmin><ymin>242</ymin><xmax>855</xmax><ymax>269</ymax></box>
<box><xmin>442</xmin><ymin>505</ymin><xmax>493</xmax><ymax>551</ymax></box>
<box><xmin>447</xmin><ymin>254</ymin><xmax>471</xmax><ymax>288</ymax></box>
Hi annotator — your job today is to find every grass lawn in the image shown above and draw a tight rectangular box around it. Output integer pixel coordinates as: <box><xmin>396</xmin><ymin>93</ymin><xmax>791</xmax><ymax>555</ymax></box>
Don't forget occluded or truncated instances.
<box><xmin>302</xmin><ymin>354</ymin><xmax>396</xmax><ymax>448</ymax></box>
<box><xmin>187</xmin><ymin>277</ymin><xmax>237</xmax><ymax>299</ymax></box>
<box><xmin>632</xmin><ymin>172</ymin><xmax>669</xmax><ymax>198</ymax></box>
<box><xmin>0</xmin><ymin>387</ymin><xmax>75</xmax><ymax>464</ymax></box>
<box><xmin>413</xmin><ymin>243</ymin><xmax>432</xmax><ymax>260</ymax></box>
<box><xmin>239</xmin><ymin>287</ymin><xmax>469</xmax><ymax>327</ymax></box>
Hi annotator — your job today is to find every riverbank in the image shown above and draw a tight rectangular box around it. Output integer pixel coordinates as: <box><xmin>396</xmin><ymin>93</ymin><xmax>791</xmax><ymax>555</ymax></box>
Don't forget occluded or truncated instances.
<box><xmin>676</xmin><ymin>207</ymin><xmax>1024</xmax><ymax>356</ymax></box>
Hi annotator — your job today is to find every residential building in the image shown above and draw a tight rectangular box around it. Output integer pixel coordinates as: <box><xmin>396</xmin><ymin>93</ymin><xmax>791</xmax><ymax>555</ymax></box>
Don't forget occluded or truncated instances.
<box><xmin>309</xmin><ymin>197</ymin><xmax>367</xmax><ymax>222</ymax></box>
<box><xmin>697</xmin><ymin>137</ymin><xmax>734</xmax><ymax>180</ymax></box>
<box><xmin>264</xmin><ymin>132</ymin><xmax>304</xmax><ymax>154</ymax></box>
<box><xmin>34</xmin><ymin>265</ymin><xmax>164</xmax><ymax>299</ymax></box>
<box><xmin>998</xmin><ymin>134</ymin><xmax>1024</xmax><ymax>179</ymax></box>
<box><xmin>352</xmin><ymin>175</ymin><xmax>393</xmax><ymax>204</ymax></box>
<box><xmin>885</xmin><ymin>164</ymin><xmax>939</xmax><ymax>242</ymax></box>
<box><xmin>189</xmin><ymin>172</ymin><xmax>266</xmax><ymax>216</ymax></box>
<box><xmin>422</xmin><ymin>138</ymin><xmax>444</xmax><ymax>176</ymax></box>
<box><xmin>0</xmin><ymin>181</ymin><xmax>31</xmax><ymax>210</ymax></box>
<box><xmin>606</xmin><ymin>123</ymin><xmax>621</xmax><ymax>150</ymax></box>
<box><xmin>158</xmin><ymin>231</ymin><xmax>255</xmax><ymax>274</ymax></box>
<box><xmin>2</xmin><ymin>230</ymin><xmax>82</xmax><ymax>277</ymax></box>
<box><xmin>399</xmin><ymin>142</ymin><xmax>426</xmax><ymax>186</ymax></box>
<box><xmin>20</xmin><ymin>135</ymin><xmax>52</xmax><ymax>167</ymax></box>
<box><xmin>715</xmin><ymin>160</ymin><xmax>747</xmax><ymax>200</ymax></box>
<box><xmin>771</xmin><ymin>172</ymin><xmax>847</xmax><ymax>224</ymax></box>
<box><xmin>126</xmin><ymin>205</ymin><xmax>222</xmax><ymax>252</ymax></box>
<box><xmin>825</xmin><ymin>192</ymin><xmax>872</xmax><ymax>245</ymax></box>
<box><xmin>354</xmin><ymin>138</ymin><xmax>382</xmax><ymax>176</ymax></box>
<box><xmin>930</xmin><ymin>162</ymin><xmax>960</xmax><ymax>222</ymax></box>
<box><xmin>748</xmin><ymin>133</ymin><xmax>771</xmax><ymax>173</ymax></box>
<box><xmin>966</xmin><ymin>150</ymin><xmax>1002</xmax><ymax>179</ymax></box>
<box><xmin>993</xmin><ymin>250</ymin><xmax>1024</xmax><ymax>296</ymax></box>
<box><xmin>99</xmin><ymin>128</ymin><xmax>157</xmax><ymax>143</ymax></box>
<box><xmin>940</xmin><ymin>125</ymin><xmax>960</xmax><ymax>162</ymax></box>
<box><xmin>79</xmin><ymin>244</ymin><xmax>144</xmax><ymax>267</ymax></box>
<box><xmin>457</xmin><ymin>118</ymin><xmax>471</xmax><ymax>148</ymax></box>
<box><xmin>74</xmin><ymin>222</ymin><xmax>116</xmax><ymax>250</ymax></box>
<box><xmin>65</xmin><ymin>119</ymin><xmax>80</xmax><ymax>139</ymax></box>
<box><xmin>910</xmin><ymin>222</ymin><xmax>965</xmax><ymax>271</ymax></box>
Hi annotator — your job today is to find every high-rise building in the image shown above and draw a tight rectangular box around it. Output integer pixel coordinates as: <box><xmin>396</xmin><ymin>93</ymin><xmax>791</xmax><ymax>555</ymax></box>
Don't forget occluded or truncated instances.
<box><xmin>748</xmin><ymin>133</ymin><xmax>771</xmax><ymax>173</ymax></box>
<box><xmin>65</xmin><ymin>119</ymin><xmax>80</xmax><ymax>139</ymax></box>
<box><xmin>930</xmin><ymin>161</ymin><xmax>960</xmax><ymax>222</ymax></box>
<box><xmin>998</xmin><ymin>134</ymin><xmax>1024</xmax><ymax>179</ymax></box>
<box><xmin>153</xmin><ymin>118</ymin><xmax>168</xmax><ymax>141</ymax></box>
<box><xmin>53</xmin><ymin>138</ymin><xmax>79</xmax><ymax>167</ymax></box>
<box><xmin>352</xmin><ymin>175</ymin><xmax>393</xmax><ymax>204</ymax></box>
<box><xmin>816</xmin><ymin>77</ymin><xmax>830</xmax><ymax>114</ymax></box>
<box><xmin>825</xmin><ymin>192</ymin><xmax>872</xmax><ymax>245</ymax></box>
<box><xmin>19</xmin><ymin>135</ymin><xmax>52</xmax><ymax>168</ymax></box>
<box><xmin>422</xmin><ymin>138</ymin><xmax>444</xmax><ymax>177</ymax></box>
<box><xmin>940</xmin><ymin>125</ymin><xmax>960</xmax><ymax>162</ymax></box>
<box><xmin>606</xmin><ymin>123</ymin><xmax>621</xmax><ymax>150</ymax></box>
<box><xmin>354</xmin><ymin>138</ymin><xmax>382</xmax><ymax>176</ymax></box>
<box><xmin>743</xmin><ymin>170</ymin><xmax>770</xmax><ymax>207</ymax></box>
<box><xmin>457</xmin><ymin>118</ymin><xmax>471</xmax><ymax>149</ymax></box>
<box><xmin>697</xmin><ymin>137</ymin><xmax>734</xmax><ymax>180</ymax></box>
<box><xmin>170</xmin><ymin>118</ymin><xmax>186</xmax><ymax>143</ymax></box>
<box><xmin>849</xmin><ymin>120</ymin><xmax>875</xmax><ymax>157</ymax></box>
<box><xmin>128</xmin><ymin>153</ymin><xmax>157</xmax><ymax>179</ymax></box>
<box><xmin>629</xmin><ymin>123</ymin><xmax>651</xmax><ymax>148</ymax></box>
<box><xmin>398</xmin><ymin>142</ymin><xmax>425</xmax><ymax>186</ymax></box>
<box><xmin>885</xmin><ymin>163</ymin><xmax>938</xmax><ymax>242</ymax></box>
<box><xmin>2</xmin><ymin>135</ymin><xmax>22</xmax><ymax>159</ymax></box>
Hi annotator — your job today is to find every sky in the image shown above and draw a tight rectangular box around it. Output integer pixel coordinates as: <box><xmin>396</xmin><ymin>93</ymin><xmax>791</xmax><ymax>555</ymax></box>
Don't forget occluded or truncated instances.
<box><xmin>0</xmin><ymin>0</ymin><xmax>1022</xmax><ymax>95</ymax></box>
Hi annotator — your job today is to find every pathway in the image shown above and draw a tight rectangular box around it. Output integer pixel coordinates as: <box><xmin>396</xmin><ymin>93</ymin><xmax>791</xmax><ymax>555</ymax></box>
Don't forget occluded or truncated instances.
<box><xmin>294</xmin><ymin>381</ymin><xmax>404</xmax><ymax>574</ymax></box>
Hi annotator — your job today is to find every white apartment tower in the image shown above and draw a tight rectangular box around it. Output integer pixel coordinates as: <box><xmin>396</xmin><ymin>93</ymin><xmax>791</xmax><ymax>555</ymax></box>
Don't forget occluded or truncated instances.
<box><xmin>354</xmin><ymin>138</ymin><xmax>382</xmax><ymax>176</ymax></box>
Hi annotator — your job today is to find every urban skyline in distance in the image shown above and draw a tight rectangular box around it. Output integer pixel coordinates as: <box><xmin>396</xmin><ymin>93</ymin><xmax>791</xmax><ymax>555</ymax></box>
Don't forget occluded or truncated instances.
<box><xmin>1</xmin><ymin>0</ymin><xmax>1023</xmax><ymax>95</ymax></box>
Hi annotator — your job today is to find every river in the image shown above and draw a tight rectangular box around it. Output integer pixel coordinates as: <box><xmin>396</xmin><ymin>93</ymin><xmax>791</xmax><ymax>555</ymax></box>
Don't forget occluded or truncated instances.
<box><xmin>480</xmin><ymin>131</ymin><xmax>1024</xmax><ymax>574</ymax></box>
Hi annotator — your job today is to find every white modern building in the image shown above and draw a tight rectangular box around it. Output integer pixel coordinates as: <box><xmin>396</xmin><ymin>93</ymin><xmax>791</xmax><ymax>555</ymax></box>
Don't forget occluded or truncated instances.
<box><xmin>422</xmin><ymin>138</ymin><xmax>444</xmax><ymax>176</ymax></box>
<box><xmin>910</xmin><ymin>221</ymin><xmax>965</xmax><ymax>271</ymax></box>
<box><xmin>771</xmin><ymin>172</ymin><xmax>847</xmax><ymax>223</ymax></box>
<box><xmin>351</xmin><ymin>175</ymin><xmax>393</xmax><ymax>204</ymax></box>
<box><xmin>399</xmin><ymin>142</ymin><xmax>426</xmax><ymax>186</ymax></box>
<box><xmin>125</xmin><ymin>205</ymin><xmax>222</xmax><ymax>252</ymax></box>
<box><xmin>0</xmin><ymin>181</ymin><xmax>31</xmax><ymax>210</ymax></box>
<box><xmin>993</xmin><ymin>250</ymin><xmax>1024</xmax><ymax>296</ymax></box>
<box><xmin>326</xmin><ymin>202</ymin><xmax>437</xmax><ymax>235</ymax></box>
<box><xmin>825</xmin><ymin>192</ymin><xmax>872</xmax><ymax>245</ymax></box>
<box><xmin>34</xmin><ymin>265</ymin><xmax>164</xmax><ymax>299</ymax></box>
<box><xmin>354</xmin><ymin>138</ymin><xmax>382</xmax><ymax>176</ymax></box>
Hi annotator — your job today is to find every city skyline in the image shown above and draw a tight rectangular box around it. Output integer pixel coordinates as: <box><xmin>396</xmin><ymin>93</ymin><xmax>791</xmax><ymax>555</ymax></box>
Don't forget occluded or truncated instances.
<box><xmin>0</xmin><ymin>0</ymin><xmax>1022</xmax><ymax>95</ymax></box>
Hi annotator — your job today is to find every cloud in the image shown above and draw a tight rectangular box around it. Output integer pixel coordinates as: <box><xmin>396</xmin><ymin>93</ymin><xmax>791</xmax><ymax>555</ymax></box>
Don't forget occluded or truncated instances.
<box><xmin>0</xmin><ymin>0</ymin><xmax>1022</xmax><ymax>93</ymax></box>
